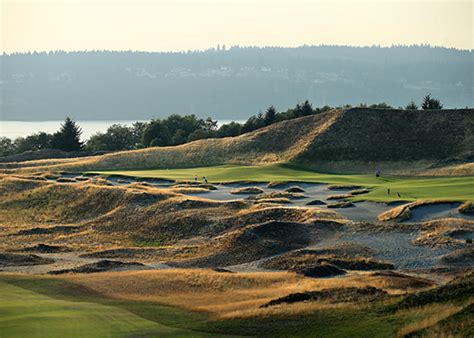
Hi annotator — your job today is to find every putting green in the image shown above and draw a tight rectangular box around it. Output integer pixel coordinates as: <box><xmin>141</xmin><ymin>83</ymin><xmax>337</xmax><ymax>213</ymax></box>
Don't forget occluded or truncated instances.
<box><xmin>0</xmin><ymin>281</ymin><xmax>209</xmax><ymax>338</ymax></box>
<box><xmin>87</xmin><ymin>163</ymin><xmax>474</xmax><ymax>202</ymax></box>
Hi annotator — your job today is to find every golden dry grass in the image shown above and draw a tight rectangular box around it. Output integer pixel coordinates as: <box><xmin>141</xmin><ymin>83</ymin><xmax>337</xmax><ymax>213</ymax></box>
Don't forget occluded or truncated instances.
<box><xmin>5</xmin><ymin>111</ymin><xmax>340</xmax><ymax>174</ymax></box>
<box><xmin>419</xmin><ymin>163</ymin><xmax>474</xmax><ymax>176</ymax></box>
<box><xmin>61</xmin><ymin>269</ymin><xmax>431</xmax><ymax>319</ymax></box>
<box><xmin>0</xmin><ymin>174</ymin><xmax>347</xmax><ymax>265</ymax></box>
<box><xmin>2</xmin><ymin>108</ymin><xmax>472</xmax><ymax>178</ymax></box>
<box><xmin>414</xmin><ymin>218</ymin><xmax>474</xmax><ymax>246</ymax></box>
<box><xmin>377</xmin><ymin>200</ymin><xmax>456</xmax><ymax>221</ymax></box>
<box><xmin>395</xmin><ymin>303</ymin><xmax>465</xmax><ymax>337</ymax></box>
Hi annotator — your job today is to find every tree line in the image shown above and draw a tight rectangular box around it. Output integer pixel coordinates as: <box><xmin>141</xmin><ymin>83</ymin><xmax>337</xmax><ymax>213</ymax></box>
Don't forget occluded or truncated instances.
<box><xmin>2</xmin><ymin>46</ymin><xmax>470</xmax><ymax>121</ymax></box>
<box><xmin>0</xmin><ymin>95</ymin><xmax>444</xmax><ymax>156</ymax></box>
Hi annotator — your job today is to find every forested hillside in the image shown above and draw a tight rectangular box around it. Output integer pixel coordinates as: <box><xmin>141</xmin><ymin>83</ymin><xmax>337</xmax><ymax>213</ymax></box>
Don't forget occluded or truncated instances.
<box><xmin>1</xmin><ymin>45</ymin><xmax>472</xmax><ymax>120</ymax></box>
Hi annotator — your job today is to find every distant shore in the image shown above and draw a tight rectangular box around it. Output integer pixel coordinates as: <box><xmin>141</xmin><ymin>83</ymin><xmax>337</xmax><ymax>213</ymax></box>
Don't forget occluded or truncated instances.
<box><xmin>0</xmin><ymin>119</ymin><xmax>245</xmax><ymax>141</ymax></box>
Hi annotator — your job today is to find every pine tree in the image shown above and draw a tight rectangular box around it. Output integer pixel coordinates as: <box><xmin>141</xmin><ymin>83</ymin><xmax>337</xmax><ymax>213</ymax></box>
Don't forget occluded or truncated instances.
<box><xmin>293</xmin><ymin>103</ymin><xmax>303</xmax><ymax>117</ymax></box>
<box><xmin>51</xmin><ymin>117</ymin><xmax>83</xmax><ymax>151</ymax></box>
<box><xmin>300</xmin><ymin>100</ymin><xmax>314</xmax><ymax>116</ymax></box>
<box><xmin>405</xmin><ymin>101</ymin><xmax>418</xmax><ymax>110</ymax></box>
<box><xmin>263</xmin><ymin>106</ymin><xmax>277</xmax><ymax>125</ymax></box>
<box><xmin>421</xmin><ymin>94</ymin><xmax>443</xmax><ymax>110</ymax></box>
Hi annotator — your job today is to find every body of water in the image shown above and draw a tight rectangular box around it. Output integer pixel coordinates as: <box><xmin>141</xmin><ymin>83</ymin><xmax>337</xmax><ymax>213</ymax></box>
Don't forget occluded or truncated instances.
<box><xmin>0</xmin><ymin>120</ymin><xmax>244</xmax><ymax>141</ymax></box>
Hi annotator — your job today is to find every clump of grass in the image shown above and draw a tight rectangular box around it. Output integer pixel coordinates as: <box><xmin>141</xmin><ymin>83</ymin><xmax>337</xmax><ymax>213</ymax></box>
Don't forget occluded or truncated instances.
<box><xmin>378</xmin><ymin>200</ymin><xmax>461</xmax><ymax>222</ymax></box>
<box><xmin>135</xmin><ymin>240</ymin><xmax>165</xmax><ymax>247</ymax></box>
<box><xmin>458</xmin><ymin>201</ymin><xmax>474</xmax><ymax>215</ymax></box>
<box><xmin>230</xmin><ymin>187</ymin><xmax>264</xmax><ymax>195</ymax></box>
<box><xmin>396</xmin><ymin>304</ymin><xmax>464</xmax><ymax>337</ymax></box>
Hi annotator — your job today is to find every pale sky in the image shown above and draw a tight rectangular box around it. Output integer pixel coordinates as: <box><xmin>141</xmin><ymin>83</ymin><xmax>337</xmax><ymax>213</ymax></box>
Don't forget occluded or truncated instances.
<box><xmin>1</xmin><ymin>0</ymin><xmax>473</xmax><ymax>53</ymax></box>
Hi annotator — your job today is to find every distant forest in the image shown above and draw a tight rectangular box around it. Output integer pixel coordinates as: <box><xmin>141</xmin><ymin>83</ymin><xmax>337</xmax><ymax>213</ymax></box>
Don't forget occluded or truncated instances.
<box><xmin>0</xmin><ymin>45</ymin><xmax>472</xmax><ymax>121</ymax></box>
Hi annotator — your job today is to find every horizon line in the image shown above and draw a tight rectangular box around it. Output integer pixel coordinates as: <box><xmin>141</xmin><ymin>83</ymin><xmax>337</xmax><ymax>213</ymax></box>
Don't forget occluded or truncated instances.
<box><xmin>2</xmin><ymin>43</ymin><xmax>472</xmax><ymax>56</ymax></box>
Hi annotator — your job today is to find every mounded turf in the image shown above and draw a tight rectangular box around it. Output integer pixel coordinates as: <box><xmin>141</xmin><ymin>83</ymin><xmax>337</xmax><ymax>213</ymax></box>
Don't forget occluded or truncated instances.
<box><xmin>87</xmin><ymin>163</ymin><xmax>474</xmax><ymax>202</ymax></box>
<box><xmin>0</xmin><ymin>279</ymin><xmax>211</xmax><ymax>338</ymax></box>
<box><xmin>1</xmin><ymin>274</ymin><xmax>472</xmax><ymax>338</ymax></box>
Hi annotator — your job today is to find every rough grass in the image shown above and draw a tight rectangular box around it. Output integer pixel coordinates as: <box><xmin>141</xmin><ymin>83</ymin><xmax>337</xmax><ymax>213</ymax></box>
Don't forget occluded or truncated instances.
<box><xmin>4</xmin><ymin>110</ymin><xmax>338</xmax><ymax>173</ymax></box>
<box><xmin>0</xmin><ymin>175</ymin><xmax>343</xmax><ymax>258</ymax></box>
<box><xmin>400</xmin><ymin>303</ymin><xmax>474</xmax><ymax>337</ymax></box>
<box><xmin>41</xmin><ymin>269</ymin><xmax>434</xmax><ymax>318</ymax></box>
<box><xmin>1</xmin><ymin>272</ymin><xmax>471</xmax><ymax>337</ymax></box>
<box><xmin>377</xmin><ymin>200</ymin><xmax>457</xmax><ymax>222</ymax></box>
<box><xmin>296</xmin><ymin>108</ymin><xmax>474</xmax><ymax>163</ymax></box>
<box><xmin>4</xmin><ymin>108</ymin><xmax>472</xmax><ymax>176</ymax></box>
<box><xmin>88</xmin><ymin>163</ymin><xmax>474</xmax><ymax>202</ymax></box>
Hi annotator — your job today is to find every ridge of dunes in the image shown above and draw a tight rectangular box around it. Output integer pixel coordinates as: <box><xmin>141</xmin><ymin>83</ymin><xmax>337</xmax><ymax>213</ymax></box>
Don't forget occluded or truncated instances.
<box><xmin>2</xmin><ymin>108</ymin><xmax>473</xmax><ymax>174</ymax></box>
<box><xmin>3</xmin><ymin>110</ymin><xmax>340</xmax><ymax>172</ymax></box>
<box><xmin>296</xmin><ymin>108</ymin><xmax>473</xmax><ymax>163</ymax></box>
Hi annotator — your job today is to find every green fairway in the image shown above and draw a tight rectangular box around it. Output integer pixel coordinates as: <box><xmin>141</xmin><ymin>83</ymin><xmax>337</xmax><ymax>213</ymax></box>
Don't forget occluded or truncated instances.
<box><xmin>0</xmin><ymin>275</ymin><xmax>401</xmax><ymax>337</ymax></box>
<box><xmin>0</xmin><ymin>278</ymin><xmax>214</xmax><ymax>338</ymax></box>
<box><xmin>0</xmin><ymin>275</ymin><xmax>471</xmax><ymax>337</ymax></box>
<box><xmin>87</xmin><ymin>163</ymin><xmax>474</xmax><ymax>202</ymax></box>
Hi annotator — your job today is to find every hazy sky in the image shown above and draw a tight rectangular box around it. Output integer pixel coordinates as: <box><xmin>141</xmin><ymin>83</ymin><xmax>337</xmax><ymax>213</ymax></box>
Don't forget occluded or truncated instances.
<box><xmin>2</xmin><ymin>0</ymin><xmax>472</xmax><ymax>53</ymax></box>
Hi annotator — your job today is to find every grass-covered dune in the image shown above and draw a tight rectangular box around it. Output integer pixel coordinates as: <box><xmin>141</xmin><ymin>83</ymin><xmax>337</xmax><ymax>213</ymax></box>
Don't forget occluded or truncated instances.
<box><xmin>0</xmin><ymin>173</ymin><xmax>342</xmax><ymax>252</ymax></box>
<box><xmin>4</xmin><ymin>108</ymin><xmax>473</xmax><ymax>175</ymax></box>
<box><xmin>295</xmin><ymin>108</ymin><xmax>473</xmax><ymax>163</ymax></box>
<box><xmin>5</xmin><ymin>110</ymin><xmax>338</xmax><ymax>172</ymax></box>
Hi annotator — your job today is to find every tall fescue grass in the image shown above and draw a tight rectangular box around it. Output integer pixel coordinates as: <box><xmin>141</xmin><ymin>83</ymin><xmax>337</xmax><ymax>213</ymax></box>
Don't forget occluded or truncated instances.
<box><xmin>63</xmin><ymin>269</ymin><xmax>427</xmax><ymax>318</ymax></box>
<box><xmin>396</xmin><ymin>304</ymin><xmax>464</xmax><ymax>337</ymax></box>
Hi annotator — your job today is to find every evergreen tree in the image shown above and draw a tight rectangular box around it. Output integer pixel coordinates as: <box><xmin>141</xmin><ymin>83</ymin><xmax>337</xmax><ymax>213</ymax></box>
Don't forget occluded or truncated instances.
<box><xmin>405</xmin><ymin>101</ymin><xmax>418</xmax><ymax>110</ymax></box>
<box><xmin>421</xmin><ymin>94</ymin><xmax>443</xmax><ymax>110</ymax></box>
<box><xmin>204</xmin><ymin>117</ymin><xmax>218</xmax><ymax>131</ymax></box>
<box><xmin>131</xmin><ymin>122</ymin><xmax>148</xmax><ymax>148</ymax></box>
<box><xmin>293</xmin><ymin>103</ymin><xmax>303</xmax><ymax>117</ymax></box>
<box><xmin>242</xmin><ymin>114</ymin><xmax>265</xmax><ymax>133</ymax></box>
<box><xmin>263</xmin><ymin>106</ymin><xmax>277</xmax><ymax>125</ymax></box>
<box><xmin>217</xmin><ymin>121</ymin><xmax>242</xmax><ymax>137</ymax></box>
<box><xmin>142</xmin><ymin>119</ymin><xmax>169</xmax><ymax>147</ymax></box>
<box><xmin>14</xmin><ymin>132</ymin><xmax>53</xmax><ymax>152</ymax></box>
<box><xmin>0</xmin><ymin>137</ymin><xmax>15</xmax><ymax>156</ymax></box>
<box><xmin>369</xmin><ymin>102</ymin><xmax>392</xmax><ymax>109</ymax></box>
<box><xmin>300</xmin><ymin>100</ymin><xmax>313</xmax><ymax>116</ymax></box>
<box><xmin>51</xmin><ymin>117</ymin><xmax>83</xmax><ymax>151</ymax></box>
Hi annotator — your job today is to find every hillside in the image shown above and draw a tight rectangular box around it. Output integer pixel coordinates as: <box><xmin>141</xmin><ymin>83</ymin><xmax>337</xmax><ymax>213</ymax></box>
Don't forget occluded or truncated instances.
<box><xmin>296</xmin><ymin>108</ymin><xmax>474</xmax><ymax>162</ymax></box>
<box><xmin>2</xmin><ymin>108</ymin><xmax>473</xmax><ymax>174</ymax></box>
<box><xmin>2</xmin><ymin>47</ymin><xmax>472</xmax><ymax>120</ymax></box>
<box><xmin>3</xmin><ymin>110</ymin><xmax>339</xmax><ymax>172</ymax></box>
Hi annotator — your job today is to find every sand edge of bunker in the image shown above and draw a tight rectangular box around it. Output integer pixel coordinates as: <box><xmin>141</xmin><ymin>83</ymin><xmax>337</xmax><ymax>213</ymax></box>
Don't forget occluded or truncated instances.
<box><xmin>77</xmin><ymin>163</ymin><xmax>474</xmax><ymax>204</ymax></box>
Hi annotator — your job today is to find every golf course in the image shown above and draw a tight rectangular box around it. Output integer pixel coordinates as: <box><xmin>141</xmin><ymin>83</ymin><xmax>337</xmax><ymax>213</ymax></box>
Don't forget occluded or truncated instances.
<box><xmin>1</xmin><ymin>273</ymin><xmax>472</xmax><ymax>338</ymax></box>
<box><xmin>1</xmin><ymin>107</ymin><xmax>472</xmax><ymax>337</ymax></box>
<box><xmin>87</xmin><ymin>163</ymin><xmax>474</xmax><ymax>202</ymax></box>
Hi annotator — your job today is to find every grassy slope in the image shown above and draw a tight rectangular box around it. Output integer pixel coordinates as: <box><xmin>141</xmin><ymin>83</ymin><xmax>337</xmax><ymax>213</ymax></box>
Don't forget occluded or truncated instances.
<box><xmin>0</xmin><ymin>276</ymin><xmax>388</xmax><ymax>337</ymax></box>
<box><xmin>9</xmin><ymin>111</ymin><xmax>337</xmax><ymax>173</ymax></box>
<box><xmin>9</xmin><ymin>108</ymin><xmax>472</xmax><ymax>175</ymax></box>
<box><xmin>296</xmin><ymin>108</ymin><xmax>474</xmax><ymax>163</ymax></box>
<box><xmin>88</xmin><ymin>163</ymin><xmax>474</xmax><ymax>202</ymax></box>
<box><xmin>1</xmin><ymin>274</ymin><xmax>471</xmax><ymax>338</ymax></box>
<box><xmin>0</xmin><ymin>280</ymin><xmax>208</xmax><ymax>338</ymax></box>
